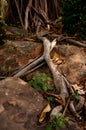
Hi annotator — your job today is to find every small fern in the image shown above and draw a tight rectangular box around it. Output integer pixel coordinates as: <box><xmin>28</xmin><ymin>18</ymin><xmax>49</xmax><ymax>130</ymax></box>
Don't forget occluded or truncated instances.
<box><xmin>29</xmin><ymin>72</ymin><xmax>52</xmax><ymax>92</ymax></box>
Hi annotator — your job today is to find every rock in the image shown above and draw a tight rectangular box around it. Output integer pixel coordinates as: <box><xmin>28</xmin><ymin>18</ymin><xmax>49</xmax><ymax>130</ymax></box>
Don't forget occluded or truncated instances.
<box><xmin>0</xmin><ymin>40</ymin><xmax>42</xmax><ymax>76</ymax></box>
<box><xmin>55</xmin><ymin>45</ymin><xmax>86</xmax><ymax>84</ymax></box>
<box><xmin>0</xmin><ymin>77</ymin><xmax>47</xmax><ymax>130</ymax></box>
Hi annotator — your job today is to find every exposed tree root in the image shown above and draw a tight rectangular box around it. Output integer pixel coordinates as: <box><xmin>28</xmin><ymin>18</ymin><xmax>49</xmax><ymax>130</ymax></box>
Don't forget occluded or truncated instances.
<box><xmin>12</xmin><ymin>23</ymin><xmax>85</xmax><ymax>120</ymax></box>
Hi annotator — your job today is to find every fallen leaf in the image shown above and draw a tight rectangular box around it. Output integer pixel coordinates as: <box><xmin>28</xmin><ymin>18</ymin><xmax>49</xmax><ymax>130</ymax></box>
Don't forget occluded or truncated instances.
<box><xmin>39</xmin><ymin>103</ymin><xmax>51</xmax><ymax>123</ymax></box>
<box><xmin>0</xmin><ymin>104</ymin><xmax>5</xmax><ymax>113</ymax></box>
<box><xmin>46</xmin><ymin>92</ymin><xmax>65</xmax><ymax>105</ymax></box>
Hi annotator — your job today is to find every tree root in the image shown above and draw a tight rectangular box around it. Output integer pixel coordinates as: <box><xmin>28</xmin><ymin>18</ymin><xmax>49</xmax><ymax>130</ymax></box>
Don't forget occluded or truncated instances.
<box><xmin>12</xmin><ymin>23</ymin><xmax>85</xmax><ymax>120</ymax></box>
<box><xmin>69</xmin><ymin>96</ymin><xmax>85</xmax><ymax>120</ymax></box>
<box><xmin>13</xmin><ymin>55</ymin><xmax>44</xmax><ymax>77</ymax></box>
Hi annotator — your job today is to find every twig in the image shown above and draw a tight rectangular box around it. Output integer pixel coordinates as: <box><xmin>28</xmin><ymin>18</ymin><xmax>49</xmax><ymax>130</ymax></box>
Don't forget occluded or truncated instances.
<box><xmin>66</xmin><ymin>39</ymin><xmax>86</xmax><ymax>47</ymax></box>
<box><xmin>62</xmin><ymin>96</ymin><xmax>71</xmax><ymax>116</ymax></box>
<box><xmin>58</xmin><ymin>96</ymin><xmax>71</xmax><ymax>121</ymax></box>
<box><xmin>52</xmin><ymin>34</ymin><xmax>86</xmax><ymax>47</ymax></box>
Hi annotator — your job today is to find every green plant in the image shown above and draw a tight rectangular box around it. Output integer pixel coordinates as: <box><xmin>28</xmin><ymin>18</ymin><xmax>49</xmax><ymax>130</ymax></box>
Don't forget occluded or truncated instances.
<box><xmin>14</xmin><ymin>31</ymin><xmax>23</xmax><ymax>35</ymax></box>
<box><xmin>47</xmin><ymin>96</ymin><xmax>54</xmax><ymax>103</ymax></box>
<box><xmin>62</xmin><ymin>0</ymin><xmax>86</xmax><ymax>39</ymax></box>
<box><xmin>72</xmin><ymin>93</ymin><xmax>79</xmax><ymax>100</ymax></box>
<box><xmin>46</xmin><ymin>113</ymin><xmax>69</xmax><ymax>130</ymax></box>
<box><xmin>29</xmin><ymin>72</ymin><xmax>52</xmax><ymax>92</ymax></box>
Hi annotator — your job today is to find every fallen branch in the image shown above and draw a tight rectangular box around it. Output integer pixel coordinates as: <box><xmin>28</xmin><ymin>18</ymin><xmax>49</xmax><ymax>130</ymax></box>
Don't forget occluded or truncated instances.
<box><xmin>52</xmin><ymin>34</ymin><xmax>86</xmax><ymax>47</ymax></box>
<box><xmin>66</xmin><ymin>39</ymin><xmax>86</xmax><ymax>47</ymax></box>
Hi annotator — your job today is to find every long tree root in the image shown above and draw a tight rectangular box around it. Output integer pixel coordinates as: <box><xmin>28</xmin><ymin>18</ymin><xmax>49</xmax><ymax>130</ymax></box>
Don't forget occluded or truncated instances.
<box><xmin>12</xmin><ymin>22</ymin><xmax>85</xmax><ymax>120</ymax></box>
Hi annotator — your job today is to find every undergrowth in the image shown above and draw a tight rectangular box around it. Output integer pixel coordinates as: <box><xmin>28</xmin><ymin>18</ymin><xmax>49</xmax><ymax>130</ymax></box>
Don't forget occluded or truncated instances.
<box><xmin>46</xmin><ymin>113</ymin><xmax>69</xmax><ymax>130</ymax></box>
<box><xmin>29</xmin><ymin>72</ymin><xmax>52</xmax><ymax>93</ymax></box>
<box><xmin>29</xmin><ymin>72</ymin><xmax>69</xmax><ymax>130</ymax></box>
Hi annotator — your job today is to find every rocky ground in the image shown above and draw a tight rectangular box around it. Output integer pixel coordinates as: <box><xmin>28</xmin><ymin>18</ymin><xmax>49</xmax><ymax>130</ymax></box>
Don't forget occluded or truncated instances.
<box><xmin>0</xmin><ymin>39</ymin><xmax>86</xmax><ymax>130</ymax></box>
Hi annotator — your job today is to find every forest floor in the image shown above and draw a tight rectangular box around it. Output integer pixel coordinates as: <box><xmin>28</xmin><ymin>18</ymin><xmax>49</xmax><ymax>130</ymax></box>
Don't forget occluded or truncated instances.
<box><xmin>0</xmin><ymin>27</ymin><xmax>86</xmax><ymax>130</ymax></box>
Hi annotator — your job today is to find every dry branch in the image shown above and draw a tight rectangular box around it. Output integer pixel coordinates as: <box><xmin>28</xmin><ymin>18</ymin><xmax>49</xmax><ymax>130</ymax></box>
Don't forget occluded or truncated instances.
<box><xmin>52</xmin><ymin>34</ymin><xmax>86</xmax><ymax>47</ymax></box>
<box><xmin>66</xmin><ymin>39</ymin><xmax>86</xmax><ymax>47</ymax></box>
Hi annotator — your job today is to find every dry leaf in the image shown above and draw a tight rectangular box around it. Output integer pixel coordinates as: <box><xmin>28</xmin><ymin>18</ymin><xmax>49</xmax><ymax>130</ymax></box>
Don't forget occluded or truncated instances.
<box><xmin>46</xmin><ymin>92</ymin><xmax>65</xmax><ymax>105</ymax></box>
<box><xmin>0</xmin><ymin>104</ymin><xmax>4</xmax><ymax>113</ymax></box>
<box><xmin>39</xmin><ymin>103</ymin><xmax>51</xmax><ymax>123</ymax></box>
<box><xmin>52</xmin><ymin>52</ymin><xmax>63</xmax><ymax>65</ymax></box>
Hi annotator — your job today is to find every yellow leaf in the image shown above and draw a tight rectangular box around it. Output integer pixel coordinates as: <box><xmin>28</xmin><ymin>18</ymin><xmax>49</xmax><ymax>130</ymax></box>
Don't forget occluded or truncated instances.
<box><xmin>39</xmin><ymin>103</ymin><xmax>51</xmax><ymax>123</ymax></box>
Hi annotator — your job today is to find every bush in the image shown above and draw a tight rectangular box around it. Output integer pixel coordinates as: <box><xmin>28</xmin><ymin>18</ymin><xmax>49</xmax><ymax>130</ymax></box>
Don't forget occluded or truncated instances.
<box><xmin>62</xmin><ymin>0</ymin><xmax>86</xmax><ymax>39</ymax></box>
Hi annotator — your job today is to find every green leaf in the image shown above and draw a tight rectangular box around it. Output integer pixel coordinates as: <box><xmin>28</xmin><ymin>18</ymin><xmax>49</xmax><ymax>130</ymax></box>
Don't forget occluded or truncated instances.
<box><xmin>64</xmin><ymin>117</ymin><xmax>69</xmax><ymax>122</ymax></box>
<box><xmin>57</xmin><ymin>120</ymin><xmax>64</xmax><ymax>128</ymax></box>
<box><xmin>47</xmin><ymin>97</ymin><xmax>54</xmax><ymax>102</ymax></box>
<box><xmin>42</xmin><ymin>86</ymin><xmax>47</xmax><ymax>92</ymax></box>
<box><xmin>72</xmin><ymin>93</ymin><xmax>79</xmax><ymax>100</ymax></box>
<box><xmin>47</xmin><ymin>77</ymin><xmax>52</xmax><ymax>81</ymax></box>
<box><xmin>29</xmin><ymin>80</ymin><xmax>33</xmax><ymax>86</ymax></box>
<box><xmin>28</xmin><ymin>72</ymin><xmax>52</xmax><ymax>93</ymax></box>
<box><xmin>46</xmin><ymin>123</ymin><xmax>53</xmax><ymax>130</ymax></box>
<box><xmin>46</xmin><ymin>85</ymin><xmax>52</xmax><ymax>90</ymax></box>
<box><xmin>33</xmin><ymin>83</ymin><xmax>41</xmax><ymax>91</ymax></box>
